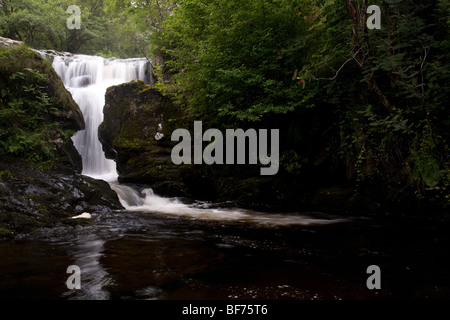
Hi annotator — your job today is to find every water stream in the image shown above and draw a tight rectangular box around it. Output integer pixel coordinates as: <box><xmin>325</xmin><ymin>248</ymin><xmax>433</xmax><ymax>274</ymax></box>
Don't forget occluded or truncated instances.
<box><xmin>0</xmin><ymin>54</ymin><xmax>449</xmax><ymax>300</ymax></box>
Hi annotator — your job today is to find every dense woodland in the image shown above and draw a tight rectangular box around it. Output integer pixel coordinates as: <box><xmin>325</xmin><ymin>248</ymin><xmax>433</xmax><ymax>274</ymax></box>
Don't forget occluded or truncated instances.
<box><xmin>1</xmin><ymin>0</ymin><xmax>449</xmax><ymax>213</ymax></box>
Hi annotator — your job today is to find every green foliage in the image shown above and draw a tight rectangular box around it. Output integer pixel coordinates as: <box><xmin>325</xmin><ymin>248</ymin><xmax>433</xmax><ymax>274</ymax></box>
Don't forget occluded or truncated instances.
<box><xmin>159</xmin><ymin>0</ymin><xmax>316</xmax><ymax>125</ymax></box>
<box><xmin>0</xmin><ymin>47</ymin><xmax>73</xmax><ymax>169</ymax></box>
<box><xmin>1</xmin><ymin>0</ymin><xmax>72</xmax><ymax>50</ymax></box>
<box><xmin>280</xmin><ymin>150</ymin><xmax>307</xmax><ymax>176</ymax></box>
<box><xmin>0</xmin><ymin>0</ymin><xmax>161</xmax><ymax>57</ymax></box>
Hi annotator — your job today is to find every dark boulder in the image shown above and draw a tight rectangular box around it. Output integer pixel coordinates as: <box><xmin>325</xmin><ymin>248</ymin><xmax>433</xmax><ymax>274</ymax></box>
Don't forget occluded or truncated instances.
<box><xmin>0</xmin><ymin>157</ymin><xmax>123</xmax><ymax>237</ymax></box>
<box><xmin>99</xmin><ymin>81</ymin><xmax>191</xmax><ymax>196</ymax></box>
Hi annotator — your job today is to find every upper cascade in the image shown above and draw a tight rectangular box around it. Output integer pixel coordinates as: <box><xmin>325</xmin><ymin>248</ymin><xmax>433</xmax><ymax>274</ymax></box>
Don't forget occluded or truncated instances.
<box><xmin>52</xmin><ymin>54</ymin><xmax>153</xmax><ymax>88</ymax></box>
<box><xmin>51</xmin><ymin>54</ymin><xmax>152</xmax><ymax>181</ymax></box>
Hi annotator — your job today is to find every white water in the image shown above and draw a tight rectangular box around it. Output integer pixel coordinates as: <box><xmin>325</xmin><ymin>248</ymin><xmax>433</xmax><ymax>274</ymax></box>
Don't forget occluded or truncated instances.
<box><xmin>53</xmin><ymin>55</ymin><xmax>150</xmax><ymax>181</ymax></box>
<box><xmin>53</xmin><ymin>54</ymin><xmax>346</xmax><ymax>227</ymax></box>
<box><xmin>110</xmin><ymin>183</ymin><xmax>347</xmax><ymax>227</ymax></box>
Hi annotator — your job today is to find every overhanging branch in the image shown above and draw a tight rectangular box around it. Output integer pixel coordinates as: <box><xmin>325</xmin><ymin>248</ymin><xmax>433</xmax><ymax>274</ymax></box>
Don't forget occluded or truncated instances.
<box><xmin>305</xmin><ymin>48</ymin><xmax>362</xmax><ymax>81</ymax></box>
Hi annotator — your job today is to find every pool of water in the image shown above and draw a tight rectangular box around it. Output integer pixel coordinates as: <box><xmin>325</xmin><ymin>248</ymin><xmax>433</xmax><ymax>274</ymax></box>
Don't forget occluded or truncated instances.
<box><xmin>0</xmin><ymin>208</ymin><xmax>449</xmax><ymax>300</ymax></box>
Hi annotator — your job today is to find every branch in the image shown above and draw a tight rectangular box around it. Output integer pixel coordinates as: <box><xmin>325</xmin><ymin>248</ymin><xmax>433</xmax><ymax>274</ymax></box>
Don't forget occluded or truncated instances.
<box><xmin>419</xmin><ymin>41</ymin><xmax>429</xmax><ymax>109</ymax></box>
<box><xmin>306</xmin><ymin>48</ymin><xmax>362</xmax><ymax>81</ymax></box>
<box><xmin>149</xmin><ymin>23</ymin><xmax>165</xmax><ymax>31</ymax></box>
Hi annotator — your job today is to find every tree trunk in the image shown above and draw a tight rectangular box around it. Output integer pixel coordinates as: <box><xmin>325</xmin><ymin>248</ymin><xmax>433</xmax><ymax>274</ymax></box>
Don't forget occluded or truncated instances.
<box><xmin>367</xmin><ymin>78</ymin><xmax>392</xmax><ymax>114</ymax></box>
<box><xmin>346</xmin><ymin>0</ymin><xmax>392</xmax><ymax>115</ymax></box>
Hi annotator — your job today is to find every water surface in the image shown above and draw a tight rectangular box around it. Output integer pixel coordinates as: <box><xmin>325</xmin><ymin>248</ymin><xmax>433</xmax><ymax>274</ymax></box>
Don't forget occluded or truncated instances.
<box><xmin>1</xmin><ymin>206</ymin><xmax>449</xmax><ymax>300</ymax></box>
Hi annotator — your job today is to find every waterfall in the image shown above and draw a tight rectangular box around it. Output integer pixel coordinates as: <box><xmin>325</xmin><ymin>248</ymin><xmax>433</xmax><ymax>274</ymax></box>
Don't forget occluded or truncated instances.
<box><xmin>52</xmin><ymin>55</ymin><xmax>151</xmax><ymax>181</ymax></box>
<box><xmin>51</xmin><ymin>53</ymin><xmax>346</xmax><ymax>227</ymax></box>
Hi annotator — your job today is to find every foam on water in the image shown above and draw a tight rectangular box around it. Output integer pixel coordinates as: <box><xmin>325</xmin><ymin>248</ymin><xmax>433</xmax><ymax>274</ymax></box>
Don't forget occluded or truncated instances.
<box><xmin>111</xmin><ymin>184</ymin><xmax>348</xmax><ymax>227</ymax></box>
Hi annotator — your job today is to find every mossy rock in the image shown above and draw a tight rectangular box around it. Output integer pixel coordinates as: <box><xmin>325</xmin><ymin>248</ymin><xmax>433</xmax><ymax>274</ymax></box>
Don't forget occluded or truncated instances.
<box><xmin>99</xmin><ymin>81</ymin><xmax>185</xmax><ymax>160</ymax></box>
<box><xmin>0</xmin><ymin>44</ymin><xmax>84</xmax><ymax>132</ymax></box>
<box><xmin>0</xmin><ymin>44</ymin><xmax>84</xmax><ymax>172</ymax></box>
<box><xmin>99</xmin><ymin>80</ymin><xmax>191</xmax><ymax>194</ymax></box>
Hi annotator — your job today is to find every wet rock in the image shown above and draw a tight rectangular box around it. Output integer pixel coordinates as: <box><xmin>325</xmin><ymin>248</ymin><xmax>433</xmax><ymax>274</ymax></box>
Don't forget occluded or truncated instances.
<box><xmin>0</xmin><ymin>157</ymin><xmax>124</xmax><ymax>237</ymax></box>
<box><xmin>0</xmin><ymin>37</ymin><xmax>23</xmax><ymax>48</ymax></box>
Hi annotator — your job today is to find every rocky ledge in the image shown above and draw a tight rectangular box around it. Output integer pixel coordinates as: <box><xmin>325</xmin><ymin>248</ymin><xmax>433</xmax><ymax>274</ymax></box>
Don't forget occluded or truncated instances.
<box><xmin>0</xmin><ymin>157</ymin><xmax>123</xmax><ymax>237</ymax></box>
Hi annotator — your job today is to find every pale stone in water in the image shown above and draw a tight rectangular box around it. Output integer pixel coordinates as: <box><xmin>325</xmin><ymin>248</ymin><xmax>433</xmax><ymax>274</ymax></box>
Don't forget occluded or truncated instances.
<box><xmin>71</xmin><ymin>212</ymin><xmax>92</xmax><ymax>219</ymax></box>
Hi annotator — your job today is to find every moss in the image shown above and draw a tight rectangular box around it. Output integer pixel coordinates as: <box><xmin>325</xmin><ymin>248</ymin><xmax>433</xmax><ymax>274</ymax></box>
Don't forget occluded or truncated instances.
<box><xmin>101</xmin><ymin>81</ymin><xmax>190</xmax><ymax>189</ymax></box>
<box><xmin>0</xmin><ymin>226</ymin><xmax>14</xmax><ymax>238</ymax></box>
<box><xmin>0</xmin><ymin>170</ymin><xmax>14</xmax><ymax>180</ymax></box>
<box><xmin>0</xmin><ymin>45</ymin><xmax>83</xmax><ymax>131</ymax></box>
<box><xmin>0</xmin><ymin>212</ymin><xmax>45</xmax><ymax>234</ymax></box>
<box><xmin>0</xmin><ymin>45</ymin><xmax>84</xmax><ymax>170</ymax></box>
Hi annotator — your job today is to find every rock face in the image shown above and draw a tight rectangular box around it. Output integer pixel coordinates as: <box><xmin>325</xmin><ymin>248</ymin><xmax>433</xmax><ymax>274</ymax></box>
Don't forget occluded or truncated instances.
<box><xmin>99</xmin><ymin>81</ymin><xmax>192</xmax><ymax>196</ymax></box>
<box><xmin>0</xmin><ymin>43</ymin><xmax>85</xmax><ymax>172</ymax></box>
<box><xmin>0</xmin><ymin>37</ymin><xmax>24</xmax><ymax>48</ymax></box>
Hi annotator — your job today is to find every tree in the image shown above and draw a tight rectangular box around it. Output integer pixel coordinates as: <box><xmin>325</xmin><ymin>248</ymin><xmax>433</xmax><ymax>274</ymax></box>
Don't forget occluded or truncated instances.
<box><xmin>158</xmin><ymin>0</ymin><xmax>449</xmax><ymax>204</ymax></box>
<box><xmin>0</xmin><ymin>0</ymin><xmax>70</xmax><ymax>50</ymax></box>
<box><xmin>159</xmin><ymin>0</ymin><xmax>317</xmax><ymax>124</ymax></box>
<box><xmin>0</xmin><ymin>0</ymin><xmax>148</xmax><ymax>57</ymax></box>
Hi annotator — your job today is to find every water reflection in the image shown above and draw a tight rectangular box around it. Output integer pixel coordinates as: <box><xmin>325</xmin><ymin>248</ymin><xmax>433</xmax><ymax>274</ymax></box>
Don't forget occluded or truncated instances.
<box><xmin>1</xmin><ymin>205</ymin><xmax>449</xmax><ymax>300</ymax></box>
<box><xmin>61</xmin><ymin>235</ymin><xmax>111</xmax><ymax>300</ymax></box>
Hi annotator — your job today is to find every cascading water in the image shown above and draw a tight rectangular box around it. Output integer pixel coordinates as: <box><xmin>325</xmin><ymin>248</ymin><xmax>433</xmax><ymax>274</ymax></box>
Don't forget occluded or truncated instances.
<box><xmin>52</xmin><ymin>54</ymin><xmax>150</xmax><ymax>181</ymax></box>
<box><xmin>111</xmin><ymin>185</ymin><xmax>347</xmax><ymax>226</ymax></box>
